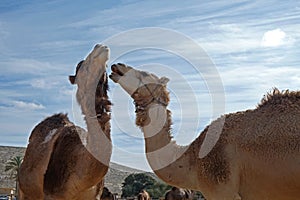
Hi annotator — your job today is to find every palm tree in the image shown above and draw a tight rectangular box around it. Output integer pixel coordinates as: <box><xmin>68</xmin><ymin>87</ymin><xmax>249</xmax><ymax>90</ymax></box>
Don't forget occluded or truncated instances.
<box><xmin>5</xmin><ymin>155</ymin><xmax>23</xmax><ymax>200</ymax></box>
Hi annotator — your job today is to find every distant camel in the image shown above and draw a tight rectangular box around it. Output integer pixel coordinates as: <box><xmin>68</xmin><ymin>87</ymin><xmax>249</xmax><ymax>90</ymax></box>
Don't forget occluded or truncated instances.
<box><xmin>110</xmin><ymin>63</ymin><xmax>300</xmax><ymax>200</ymax></box>
<box><xmin>101</xmin><ymin>187</ymin><xmax>116</xmax><ymax>200</ymax></box>
<box><xmin>137</xmin><ymin>189</ymin><xmax>150</xmax><ymax>200</ymax></box>
<box><xmin>19</xmin><ymin>44</ymin><xmax>112</xmax><ymax>200</ymax></box>
<box><xmin>165</xmin><ymin>187</ymin><xmax>194</xmax><ymax>200</ymax></box>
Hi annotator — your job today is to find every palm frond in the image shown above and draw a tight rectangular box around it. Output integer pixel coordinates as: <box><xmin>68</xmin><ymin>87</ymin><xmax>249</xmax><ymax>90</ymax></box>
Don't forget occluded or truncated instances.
<box><xmin>5</xmin><ymin>156</ymin><xmax>23</xmax><ymax>179</ymax></box>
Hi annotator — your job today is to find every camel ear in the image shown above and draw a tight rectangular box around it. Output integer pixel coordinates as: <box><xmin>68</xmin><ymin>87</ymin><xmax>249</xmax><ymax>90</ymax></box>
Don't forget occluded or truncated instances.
<box><xmin>159</xmin><ymin>77</ymin><xmax>169</xmax><ymax>85</ymax></box>
<box><xmin>69</xmin><ymin>75</ymin><xmax>76</xmax><ymax>85</ymax></box>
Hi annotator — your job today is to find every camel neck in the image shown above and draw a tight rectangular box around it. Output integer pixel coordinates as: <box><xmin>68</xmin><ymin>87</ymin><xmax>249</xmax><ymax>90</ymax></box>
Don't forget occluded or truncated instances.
<box><xmin>77</xmin><ymin>70</ymin><xmax>111</xmax><ymax>137</ymax></box>
<box><xmin>77</xmin><ymin>70</ymin><xmax>112</xmax><ymax>165</ymax></box>
<box><xmin>84</xmin><ymin>106</ymin><xmax>111</xmax><ymax>166</ymax></box>
<box><xmin>138</xmin><ymin>103</ymin><xmax>201</xmax><ymax>188</ymax></box>
<box><xmin>141</xmin><ymin>103</ymin><xmax>173</xmax><ymax>152</ymax></box>
<box><xmin>138</xmin><ymin>103</ymin><xmax>187</xmax><ymax>170</ymax></box>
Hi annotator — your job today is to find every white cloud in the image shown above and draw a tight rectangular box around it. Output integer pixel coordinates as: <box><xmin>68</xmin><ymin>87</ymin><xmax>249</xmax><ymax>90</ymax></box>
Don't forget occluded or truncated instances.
<box><xmin>192</xmin><ymin>23</ymin><xmax>262</xmax><ymax>54</ymax></box>
<box><xmin>261</xmin><ymin>28</ymin><xmax>288</xmax><ymax>47</ymax></box>
<box><xmin>0</xmin><ymin>59</ymin><xmax>69</xmax><ymax>76</ymax></box>
<box><xmin>212</xmin><ymin>23</ymin><xmax>243</xmax><ymax>33</ymax></box>
<box><xmin>30</xmin><ymin>78</ymin><xmax>62</xmax><ymax>89</ymax></box>
<box><xmin>59</xmin><ymin>88</ymin><xmax>73</xmax><ymax>96</ymax></box>
<box><xmin>30</xmin><ymin>79</ymin><xmax>52</xmax><ymax>89</ymax></box>
<box><xmin>12</xmin><ymin>100</ymin><xmax>45</xmax><ymax>110</ymax></box>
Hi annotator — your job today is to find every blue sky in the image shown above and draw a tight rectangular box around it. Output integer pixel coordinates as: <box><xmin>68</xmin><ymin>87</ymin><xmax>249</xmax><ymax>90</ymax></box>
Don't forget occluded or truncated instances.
<box><xmin>0</xmin><ymin>0</ymin><xmax>299</xmax><ymax>170</ymax></box>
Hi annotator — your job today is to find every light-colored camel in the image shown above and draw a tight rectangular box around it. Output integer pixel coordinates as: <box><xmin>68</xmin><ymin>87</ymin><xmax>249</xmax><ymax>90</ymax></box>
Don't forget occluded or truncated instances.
<box><xmin>19</xmin><ymin>44</ymin><xmax>112</xmax><ymax>200</ymax></box>
<box><xmin>165</xmin><ymin>187</ymin><xmax>194</xmax><ymax>200</ymax></box>
<box><xmin>110</xmin><ymin>63</ymin><xmax>300</xmax><ymax>200</ymax></box>
<box><xmin>137</xmin><ymin>189</ymin><xmax>150</xmax><ymax>200</ymax></box>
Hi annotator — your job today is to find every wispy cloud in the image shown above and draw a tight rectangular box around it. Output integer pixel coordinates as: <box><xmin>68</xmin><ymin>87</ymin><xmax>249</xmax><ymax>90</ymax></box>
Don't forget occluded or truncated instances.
<box><xmin>30</xmin><ymin>78</ymin><xmax>61</xmax><ymax>89</ymax></box>
<box><xmin>12</xmin><ymin>100</ymin><xmax>45</xmax><ymax>110</ymax></box>
<box><xmin>0</xmin><ymin>59</ymin><xmax>62</xmax><ymax>76</ymax></box>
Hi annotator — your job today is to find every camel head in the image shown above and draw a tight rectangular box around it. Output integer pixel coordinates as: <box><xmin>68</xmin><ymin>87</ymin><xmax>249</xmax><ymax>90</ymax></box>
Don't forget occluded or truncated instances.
<box><xmin>69</xmin><ymin>44</ymin><xmax>111</xmax><ymax>120</ymax></box>
<box><xmin>110</xmin><ymin>63</ymin><xmax>170</xmax><ymax>108</ymax></box>
<box><xmin>69</xmin><ymin>44</ymin><xmax>109</xmax><ymax>86</ymax></box>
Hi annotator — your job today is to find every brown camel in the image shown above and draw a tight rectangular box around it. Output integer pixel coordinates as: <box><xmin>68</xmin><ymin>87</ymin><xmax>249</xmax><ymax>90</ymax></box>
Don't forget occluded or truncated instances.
<box><xmin>19</xmin><ymin>44</ymin><xmax>112</xmax><ymax>200</ymax></box>
<box><xmin>137</xmin><ymin>189</ymin><xmax>150</xmax><ymax>200</ymax></box>
<box><xmin>110</xmin><ymin>63</ymin><xmax>300</xmax><ymax>200</ymax></box>
<box><xmin>165</xmin><ymin>187</ymin><xmax>194</xmax><ymax>200</ymax></box>
<box><xmin>100</xmin><ymin>187</ymin><xmax>116</xmax><ymax>200</ymax></box>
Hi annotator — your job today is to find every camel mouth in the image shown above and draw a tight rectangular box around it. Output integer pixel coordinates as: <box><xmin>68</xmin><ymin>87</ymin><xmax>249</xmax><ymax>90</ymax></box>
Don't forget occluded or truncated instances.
<box><xmin>109</xmin><ymin>63</ymin><xmax>134</xmax><ymax>83</ymax></box>
<box><xmin>111</xmin><ymin>64</ymin><xmax>125</xmax><ymax>76</ymax></box>
<box><xmin>94</xmin><ymin>44</ymin><xmax>109</xmax><ymax>52</ymax></box>
<box><xmin>98</xmin><ymin>45</ymin><xmax>109</xmax><ymax>55</ymax></box>
<box><xmin>109</xmin><ymin>64</ymin><xmax>123</xmax><ymax>83</ymax></box>
<box><xmin>91</xmin><ymin>44</ymin><xmax>110</xmax><ymax>61</ymax></box>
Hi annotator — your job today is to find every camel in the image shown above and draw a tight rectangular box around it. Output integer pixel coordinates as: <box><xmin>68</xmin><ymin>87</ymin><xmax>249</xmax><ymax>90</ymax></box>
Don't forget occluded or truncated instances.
<box><xmin>100</xmin><ymin>187</ymin><xmax>116</xmax><ymax>200</ymax></box>
<box><xmin>19</xmin><ymin>44</ymin><xmax>112</xmax><ymax>200</ymax></box>
<box><xmin>110</xmin><ymin>63</ymin><xmax>300</xmax><ymax>200</ymax></box>
<box><xmin>137</xmin><ymin>189</ymin><xmax>150</xmax><ymax>200</ymax></box>
<box><xmin>165</xmin><ymin>187</ymin><xmax>194</xmax><ymax>200</ymax></box>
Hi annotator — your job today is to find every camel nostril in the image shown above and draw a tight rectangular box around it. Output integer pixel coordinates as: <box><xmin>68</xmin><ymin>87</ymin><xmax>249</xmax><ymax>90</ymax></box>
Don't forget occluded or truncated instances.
<box><xmin>111</xmin><ymin>64</ymin><xmax>117</xmax><ymax>71</ymax></box>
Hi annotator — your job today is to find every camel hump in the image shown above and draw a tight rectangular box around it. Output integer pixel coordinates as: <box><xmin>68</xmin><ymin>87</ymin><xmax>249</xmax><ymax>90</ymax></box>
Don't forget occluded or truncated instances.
<box><xmin>19</xmin><ymin>113</ymin><xmax>73</xmax><ymax>199</ymax></box>
<box><xmin>258</xmin><ymin>88</ymin><xmax>300</xmax><ymax>108</ymax></box>
<box><xmin>28</xmin><ymin>113</ymin><xmax>72</xmax><ymax>142</ymax></box>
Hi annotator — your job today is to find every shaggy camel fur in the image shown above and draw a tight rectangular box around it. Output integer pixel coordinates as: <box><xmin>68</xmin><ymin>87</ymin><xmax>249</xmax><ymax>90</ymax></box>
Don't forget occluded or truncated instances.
<box><xmin>165</xmin><ymin>187</ymin><xmax>194</xmax><ymax>200</ymax></box>
<box><xmin>110</xmin><ymin>63</ymin><xmax>300</xmax><ymax>200</ymax></box>
<box><xmin>137</xmin><ymin>190</ymin><xmax>150</xmax><ymax>200</ymax></box>
<box><xmin>19</xmin><ymin>44</ymin><xmax>112</xmax><ymax>200</ymax></box>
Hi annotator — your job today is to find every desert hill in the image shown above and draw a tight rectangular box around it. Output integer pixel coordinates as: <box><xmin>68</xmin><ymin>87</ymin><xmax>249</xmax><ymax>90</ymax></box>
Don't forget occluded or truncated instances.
<box><xmin>0</xmin><ymin>146</ymin><xmax>148</xmax><ymax>194</ymax></box>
